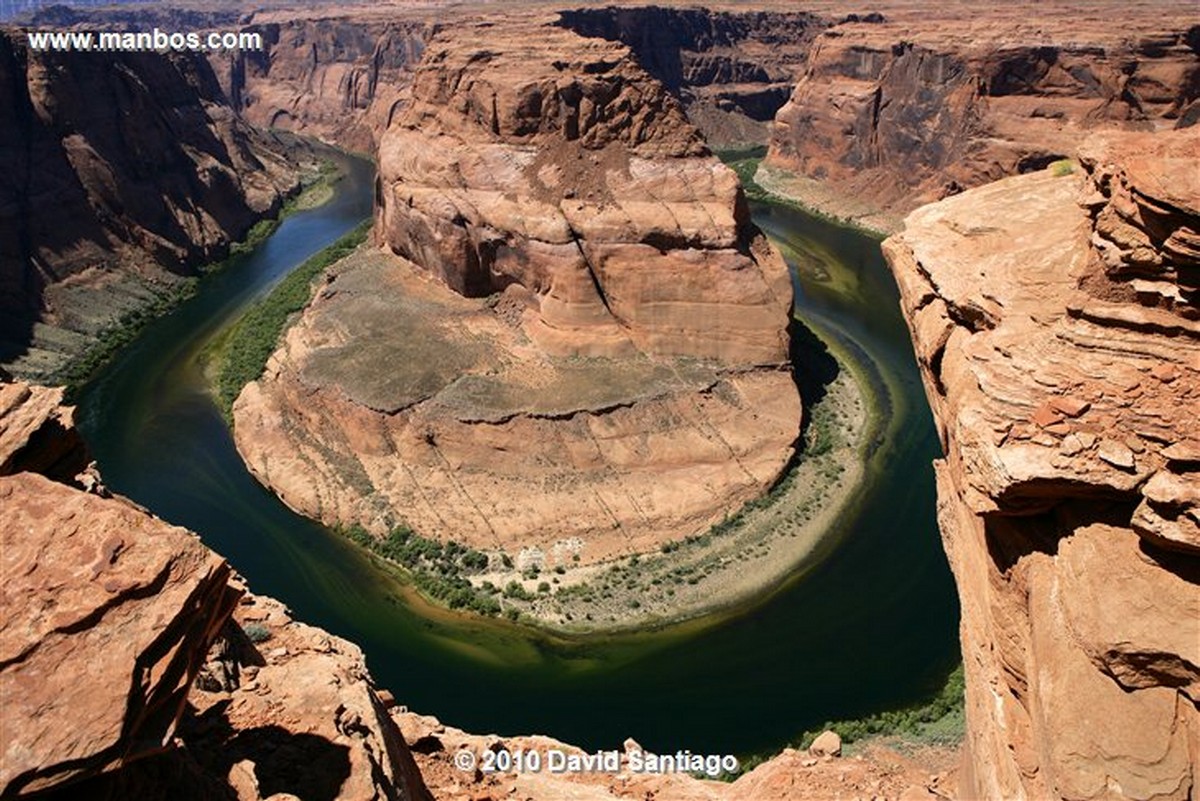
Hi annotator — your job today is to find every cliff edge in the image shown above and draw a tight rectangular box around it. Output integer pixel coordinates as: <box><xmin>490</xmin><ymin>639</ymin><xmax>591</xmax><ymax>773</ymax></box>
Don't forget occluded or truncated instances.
<box><xmin>883</xmin><ymin>128</ymin><xmax>1199</xmax><ymax>799</ymax></box>
<box><xmin>0</xmin><ymin>380</ymin><xmax>431</xmax><ymax>801</ymax></box>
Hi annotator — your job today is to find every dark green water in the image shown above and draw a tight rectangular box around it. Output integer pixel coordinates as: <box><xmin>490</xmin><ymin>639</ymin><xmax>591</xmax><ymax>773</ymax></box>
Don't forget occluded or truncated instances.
<box><xmin>77</xmin><ymin>156</ymin><xmax>959</xmax><ymax>758</ymax></box>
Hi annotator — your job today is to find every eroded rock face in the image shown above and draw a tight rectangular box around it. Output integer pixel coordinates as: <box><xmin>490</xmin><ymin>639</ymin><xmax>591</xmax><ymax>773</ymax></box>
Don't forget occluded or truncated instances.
<box><xmin>236</xmin><ymin>15</ymin><xmax>800</xmax><ymax>561</ymax></box>
<box><xmin>766</xmin><ymin>4</ymin><xmax>1199</xmax><ymax>230</ymax></box>
<box><xmin>882</xmin><ymin>128</ymin><xmax>1200</xmax><ymax>800</ymax></box>
<box><xmin>0</xmin><ymin>381</ymin><xmax>87</xmax><ymax>483</ymax></box>
<box><xmin>214</xmin><ymin>12</ymin><xmax>433</xmax><ymax>153</ymax></box>
<box><xmin>0</xmin><ymin>31</ymin><xmax>301</xmax><ymax>379</ymax></box>
<box><xmin>0</xmin><ymin>381</ymin><xmax>430</xmax><ymax>800</ymax></box>
<box><xmin>395</xmin><ymin>711</ymin><xmax>955</xmax><ymax>801</ymax></box>
<box><xmin>375</xmin><ymin>17</ymin><xmax>792</xmax><ymax>365</ymax></box>
<box><xmin>0</xmin><ymin>471</ymin><xmax>242</xmax><ymax>797</ymax></box>
<box><xmin>556</xmin><ymin>6</ymin><xmax>823</xmax><ymax>148</ymax></box>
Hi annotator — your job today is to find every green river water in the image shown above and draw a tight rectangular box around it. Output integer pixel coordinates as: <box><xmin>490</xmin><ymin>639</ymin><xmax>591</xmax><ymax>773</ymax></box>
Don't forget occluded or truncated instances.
<box><xmin>77</xmin><ymin>154</ymin><xmax>959</xmax><ymax>758</ymax></box>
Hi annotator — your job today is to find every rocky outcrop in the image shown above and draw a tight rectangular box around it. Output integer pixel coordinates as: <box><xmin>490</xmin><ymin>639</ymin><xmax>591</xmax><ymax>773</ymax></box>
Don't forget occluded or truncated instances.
<box><xmin>234</xmin><ymin>15</ymin><xmax>800</xmax><ymax>563</ymax></box>
<box><xmin>0</xmin><ymin>379</ymin><xmax>431</xmax><ymax>801</ymax></box>
<box><xmin>882</xmin><ymin>128</ymin><xmax>1199</xmax><ymax>799</ymax></box>
<box><xmin>766</xmin><ymin>4</ymin><xmax>1200</xmax><ymax>230</ymax></box>
<box><xmin>375</xmin><ymin>17</ymin><xmax>792</xmax><ymax>364</ymax></box>
<box><xmin>213</xmin><ymin>11</ymin><xmax>433</xmax><ymax>153</ymax></box>
<box><xmin>0</xmin><ymin>472</ymin><xmax>242</xmax><ymax>798</ymax></box>
<box><xmin>557</xmin><ymin>6</ymin><xmax>823</xmax><ymax>148</ymax></box>
<box><xmin>0</xmin><ymin>381</ymin><xmax>87</xmax><ymax>483</ymax></box>
<box><xmin>395</xmin><ymin>712</ymin><xmax>954</xmax><ymax>801</ymax></box>
<box><xmin>0</xmin><ymin>31</ymin><xmax>301</xmax><ymax>379</ymax></box>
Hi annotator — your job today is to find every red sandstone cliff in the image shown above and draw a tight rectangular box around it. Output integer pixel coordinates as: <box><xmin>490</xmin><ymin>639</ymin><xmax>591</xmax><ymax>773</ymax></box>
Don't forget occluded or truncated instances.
<box><xmin>765</xmin><ymin>3</ymin><xmax>1199</xmax><ymax>230</ymax></box>
<box><xmin>212</xmin><ymin>10</ymin><xmax>433</xmax><ymax>153</ymax></box>
<box><xmin>0</xmin><ymin>30</ymin><xmax>302</xmax><ymax>380</ymax></box>
<box><xmin>232</xmin><ymin>13</ymin><xmax>802</xmax><ymax>564</ymax></box>
<box><xmin>0</xmin><ymin>379</ymin><xmax>432</xmax><ymax>801</ymax></box>
<box><xmin>883</xmin><ymin>128</ymin><xmax>1199</xmax><ymax>799</ymax></box>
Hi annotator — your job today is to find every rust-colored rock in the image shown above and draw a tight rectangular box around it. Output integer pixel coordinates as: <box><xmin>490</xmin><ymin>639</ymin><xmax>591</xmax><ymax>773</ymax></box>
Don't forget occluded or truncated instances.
<box><xmin>237</xmin><ymin>14</ymin><xmax>800</xmax><ymax>561</ymax></box>
<box><xmin>765</xmin><ymin>1</ymin><xmax>1199</xmax><ymax>230</ymax></box>
<box><xmin>0</xmin><ymin>472</ymin><xmax>242</xmax><ymax>797</ymax></box>
<box><xmin>395</xmin><ymin>711</ymin><xmax>954</xmax><ymax>801</ymax></box>
<box><xmin>213</xmin><ymin>10</ymin><xmax>433</xmax><ymax>153</ymax></box>
<box><xmin>0</xmin><ymin>380</ymin><xmax>430</xmax><ymax>800</ymax></box>
<box><xmin>375</xmin><ymin>16</ymin><xmax>792</xmax><ymax>365</ymax></box>
<box><xmin>883</xmin><ymin>127</ymin><xmax>1200</xmax><ymax>800</ymax></box>
<box><xmin>0</xmin><ymin>31</ymin><xmax>301</xmax><ymax>379</ymax></box>
<box><xmin>556</xmin><ymin>6</ymin><xmax>823</xmax><ymax>149</ymax></box>
<box><xmin>0</xmin><ymin>382</ymin><xmax>87</xmax><ymax>483</ymax></box>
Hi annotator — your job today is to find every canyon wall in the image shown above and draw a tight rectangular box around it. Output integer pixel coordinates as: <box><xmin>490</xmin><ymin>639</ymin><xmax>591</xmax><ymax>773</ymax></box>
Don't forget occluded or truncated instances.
<box><xmin>212</xmin><ymin>10</ymin><xmax>433</xmax><ymax>153</ymax></box>
<box><xmin>0</xmin><ymin>379</ymin><xmax>432</xmax><ymax>801</ymax></box>
<box><xmin>0</xmin><ymin>30</ymin><xmax>301</xmax><ymax>380</ymax></box>
<box><xmin>232</xmin><ymin>13</ymin><xmax>801</xmax><ymax>564</ymax></box>
<box><xmin>556</xmin><ymin>5</ymin><xmax>822</xmax><ymax>149</ymax></box>
<box><xmin>765</xmin><ymin>4</ymin><xmax>1200</xmax><ymax>230</ymax></box>
<box><xmin>883</xmin><ymin>128</ymin><xmax>1199</xmax><ymax>799</ymax></box>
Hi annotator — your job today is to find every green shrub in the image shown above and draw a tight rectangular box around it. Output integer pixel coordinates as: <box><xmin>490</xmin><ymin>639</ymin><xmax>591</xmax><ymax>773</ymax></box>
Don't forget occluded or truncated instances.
<box><xmin>1050</xmin><ymin>159</ymin><xmax>1076</xmax><ymax>177</ymax></box>
<box><xmin>215</xmin><ymin>220</ymin><xmax>371</xmax><ymax>416</ymax></box>
<box><xmin>244</xmin><ymin>623</ymin><xmax>272</xmax><ymax>643</ymax></box>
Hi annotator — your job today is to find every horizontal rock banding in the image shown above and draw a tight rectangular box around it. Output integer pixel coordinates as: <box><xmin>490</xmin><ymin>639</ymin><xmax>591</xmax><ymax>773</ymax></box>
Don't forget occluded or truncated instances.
<box><xmin>234</xmin><ymin>15</ymin><xmax>800</xmax><ymax>562</ymax></box>
<box><xmin>883</xmin><ymin>127</ymin><xmax>1199</xmax><ymax>800</ymax></box>
<box><xmin>766</xmin><ymin>2</ymin><xmax>1199</xmax><ymax>230</ymax></box>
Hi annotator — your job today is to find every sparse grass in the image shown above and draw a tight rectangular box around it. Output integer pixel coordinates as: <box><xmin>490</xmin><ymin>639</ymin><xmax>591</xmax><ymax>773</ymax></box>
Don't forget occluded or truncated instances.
<box><xmin>56</xmin><ymin>278</ymin><xmax>199</xmax><ymax>398</ymax></box>
<box><xmin>735</xmin><ymin>664</ymin><xmax>965</xmax><ymax>777</ymax></box>
<box><xmin>797</xmin><ymin>664</ymin><xmax>965</xmax><ymax>749</ymax></box>
<box><xmin>56</xmin><ymin>159</ymin><xmax>341</xmax><ymax>399</ymax></box>
<box><xmin>214</xmin><ymin>220</ymin><xmax>370</xmax><ymax>417</ymax></box>
<box><xmin>1051</xmin><ymin>159</ymin><xmax>1076</xmax><ymax>177</ymax></box>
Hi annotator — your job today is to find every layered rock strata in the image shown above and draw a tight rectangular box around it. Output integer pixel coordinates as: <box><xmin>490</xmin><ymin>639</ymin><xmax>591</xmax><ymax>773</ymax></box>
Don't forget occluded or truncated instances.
<box><xmin>213</xmin><ymin>11</ymin><xmax>433</xmax><ymax>153</ymax></box>
<box><xmin>556</xmin><ymin>6</ymin><xmax>823</xmax><ymax>149</ymax></box>
<box><xmin>0</xmin><ymin>30</ymin><xmax>301</xmax><ymax>379</ymax></box>
<box><xmin>765</xmin><ymin>1</ymin><xmax>1200</xmax><ymax>230</ymax></box>
<box><xmin>234</xmin><ymin>16</ymin><xmax>800</xmax><ymax>561</ymax></box>
<box><xmin>882</xmin><ymin>128</ymin><xmax>1200</xmax><ymax>799</ymax></box>
<box><xmin>0</xmin><ymin>380</ymin><xmax>431</xmax><ymax>801</ymax></box>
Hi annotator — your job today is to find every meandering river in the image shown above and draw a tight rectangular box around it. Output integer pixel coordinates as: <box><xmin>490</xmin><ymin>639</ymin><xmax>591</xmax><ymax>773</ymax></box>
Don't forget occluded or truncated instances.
<box><xmin>77</xmin><ymin>154</ymin><xmax>959</xmax><ymax>757</ymax></box>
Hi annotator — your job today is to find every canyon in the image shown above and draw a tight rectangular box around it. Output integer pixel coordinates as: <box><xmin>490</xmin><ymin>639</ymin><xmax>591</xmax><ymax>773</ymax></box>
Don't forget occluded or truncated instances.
<box><xmin>1</xmin><ymin>2</ymin><xmax>1198</xmax><ymax>800</ymax></box>
<box><xmin>0</xmin><ymin>30</ymin><xmax>308</xmax><ymax>381</ymax></box>
<box><xmin>762</xmin><ymin>1</ymin><xmax>1200</xmax><ymax>231</ymax></box>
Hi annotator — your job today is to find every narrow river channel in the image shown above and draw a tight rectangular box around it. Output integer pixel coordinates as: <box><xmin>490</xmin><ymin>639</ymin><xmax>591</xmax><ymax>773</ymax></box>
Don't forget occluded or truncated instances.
<box><xmin>77</xmin><ymin>154</ymin><xmax>959</xmax><ymax>758</ymax></box>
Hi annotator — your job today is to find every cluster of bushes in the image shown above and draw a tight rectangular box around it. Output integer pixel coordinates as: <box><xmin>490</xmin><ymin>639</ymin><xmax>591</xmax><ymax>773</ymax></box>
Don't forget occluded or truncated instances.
<box><xmin>733</xmin><ymin>665</ymin><xmax>965</xmax><ymax>779</ymax></box>
<box><xmin>215</xmin><ymin>220</ymin><xmax>371</xmax><ymax>415</ymax></box>
<box><xmin>343</xmin><ymin>523</ymin><xmax>502</xmax><ymax>617</ymax></box>
<box><xmin>798</xmin><ymin>664</ymin><xmax>966</xmax><ymax>748</ymax></box>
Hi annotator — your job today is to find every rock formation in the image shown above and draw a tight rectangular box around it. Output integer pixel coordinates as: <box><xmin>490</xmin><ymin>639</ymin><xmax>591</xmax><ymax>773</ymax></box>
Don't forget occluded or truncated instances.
<box><xmin>556</xmin><ymin>6</ymin><xmax>823</xmax><ymax>148</ymax></box>
<box><xmin>396</xmin><ymin>713</ymin><xmax>954</xmax><ymax>801</ymax></box>
<box><xmin>883</xmin><ymin>127</ymin><xmax>1199</xmax><ymax>799</ymax></box>
<box><xmin>0</xmin><ymin>31</ymin><xmax>301</xmax><ymax>379</ymax></box>
<box><xmin>0</xmin><ymin>379</ymin><xmax>431</xmax><ymax>801</ymax></box>
<box><xmin>765</xmin><ymin>2</ymin><xmax>1200</xmax><ymax>230</ymax></box>
<box><xmin>233</xmin><ymin>14</ymin><xmax>800</xmax><ymax>562</ymax></box>
<box><xmin>213</xmin><ymin>10</ymin><xmax>433</xmax><ymax>153</ymax></box>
